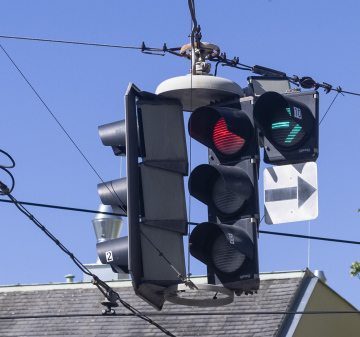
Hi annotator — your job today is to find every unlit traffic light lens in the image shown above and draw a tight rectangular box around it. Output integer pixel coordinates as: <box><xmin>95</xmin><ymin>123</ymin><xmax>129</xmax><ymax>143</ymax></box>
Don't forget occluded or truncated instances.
<box><xmin>213</xmin><ymin>118</ymin><xmax>245</xmax><ymax>156</ymax></box>
<box><xmin>211</xmin><ymin>234</ymin><xmax>247</xmax><ymax>273</ymax></box>
<box><xmin>270</xmin><ymin>104</ymin><xmax>306</xmax><ymax>148</ymax></box>
<box><xmin>211</xmin><ymin>176</ymin><xmax>245</xmax><ymax>215</ymax></box>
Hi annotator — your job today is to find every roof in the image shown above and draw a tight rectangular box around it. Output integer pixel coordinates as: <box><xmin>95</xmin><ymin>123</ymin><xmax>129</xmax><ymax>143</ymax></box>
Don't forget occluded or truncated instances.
<box><xmin>0</xmin><ymin>271</ymin><xmax>306</xmax><ymax>337</ymax></box>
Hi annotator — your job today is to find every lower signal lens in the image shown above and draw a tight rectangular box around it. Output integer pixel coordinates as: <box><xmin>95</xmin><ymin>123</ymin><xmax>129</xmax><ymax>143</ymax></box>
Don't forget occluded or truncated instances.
<box><xmin>211</xmin><ymin>234</ymin><xmax>246</xmax><ymax>273</ymax></box>
<box><xmin>213</xmin><ymin>118</ymin><xmax>245</xmax><ymax>156</ymax></box>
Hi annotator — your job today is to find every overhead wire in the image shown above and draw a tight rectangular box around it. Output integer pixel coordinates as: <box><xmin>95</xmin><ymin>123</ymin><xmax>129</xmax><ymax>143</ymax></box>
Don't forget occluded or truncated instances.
<box><xmin>0</xmin><ymin>149</ymin><xmax>16</xmax><ymax>194</ymax></box>
<box><xmin>1</xmin><ymin>3</ymin><xmax>358</xmax><ymax>328</ymax></box>
<box><xmin>0</xmin><ymin>35</ymin><xmax>160</xmax><ymax>51</ymax></box>
<box><xmin>0</xmin><ymin>42</ymin><xmax>188</xmax><ymax>293</ymax></box>
<box><xmin>187</xmin><ymin>221</ymin><xmax>360</xmax><ymax>246</ymax></box>
<box><xmin>1</xmin><ymin>34</ymin><xmax>360</xmax><ymax>97</ymax></box>
<box><xmin>259</xmin><ymin>230</ymin><xmax>360</xmax><ymax>246</ymax></box>
<box><xmin>0</xmin><ymin>198</ymin><xmax>120</xmax><ymax>216</ymax></box>
<box><xmin>1</xmin><ymin>35</ymin><xmax>358</xmax><ymax>256</ymax></box>
<box><xmin>319</xmin><ymin>91</ymin><xmax>341</xmax><ymax>125</ymax></box>
<box><xmin>0</xmin><ymin>310</ymin><xmax>359</xmax><ymax>320</ymax></box>
<box><xmin>0</xmin><ymin>198</ymin><xmax>358</xmax><ymax>245</ymax></box>
<box><xmin>0</xmin><ymin>179</ymin><xmax>176</xmax><ymax>337</ymax></box>
<box><xmin>1</xmin><ymin>23</ymin><xmax>359</xmax><ymax>323</ymax></box>
<box><xmin>0</xmin><ymin>43</ymin><xmax>127</xmax><ymax>216</ymax></box>
<box><xmin>0</xmin><ymin>179</ymin><xmax>358</xmax><ymax>325</ymax></box>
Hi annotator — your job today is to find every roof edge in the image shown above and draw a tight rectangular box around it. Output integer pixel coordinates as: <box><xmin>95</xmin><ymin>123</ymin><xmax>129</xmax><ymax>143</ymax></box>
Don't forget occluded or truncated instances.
<box><xmin>276</xmin><ymin>268</ymin><xmax>317</xmax><ymax>337</ymax></box>
<box><xmin>260</xmin><ymin>270</ymin><xmax>306</xmax><ymax>281</ymax></box>
<box><xmin>0</xmin><ymin>271</ymin><xmax>306</xmax><ymax>293</ymax></box>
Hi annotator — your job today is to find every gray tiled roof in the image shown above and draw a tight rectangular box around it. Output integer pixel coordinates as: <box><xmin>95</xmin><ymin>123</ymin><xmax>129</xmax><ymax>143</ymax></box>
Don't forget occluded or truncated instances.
<box><xmin>0</xmin><ymin>274</ymin><xmax>303</xmax><ymax>337</ymax></box>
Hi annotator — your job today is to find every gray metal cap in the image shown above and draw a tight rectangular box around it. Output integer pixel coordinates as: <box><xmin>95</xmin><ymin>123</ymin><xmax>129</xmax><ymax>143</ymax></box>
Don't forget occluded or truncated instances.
<box><xmin>314</xmin><ymin>270</ymin><xmax>327</xmax><ymax>283</ymax></box>
<box><xmin>92</xmin><ymin>204</ymin><xmax>123</xmax><ymax>243</ymax></box>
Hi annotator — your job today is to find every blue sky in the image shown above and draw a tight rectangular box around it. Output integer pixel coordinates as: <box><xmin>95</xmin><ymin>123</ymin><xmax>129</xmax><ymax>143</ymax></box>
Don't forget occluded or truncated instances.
<box><xmin>1</xmin><ymin>0</ymin><xmax>360</xmax><ymax>310</ymax></box>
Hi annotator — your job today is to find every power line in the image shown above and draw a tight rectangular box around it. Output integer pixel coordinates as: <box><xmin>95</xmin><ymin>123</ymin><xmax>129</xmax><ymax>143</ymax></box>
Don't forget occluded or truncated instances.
<box><xmin>1</xmin><ymin>196</ymin><xmax>359</xmax><ymax>245</ymax></box>
<box><xmin>188</xmin><ymin>0</ymin><xmax>197</xmax><ymax>28</ymax></box>
<box><xmin>319</xmin><ymin>91</ymin><xmax>341</xmax><ymax>125</ymax></box>
<box><xmin>0</xmin><ymin>198</ymin><xmax>119</xmax><ymax>216</ymax></box>
<box><xmin>1</xmin><ymin>198</ymin><xmax>359</xmax><ymax>246</ymax></box>
<box><xmin>0</xmin><ymin>310</ymin><xmax>359</xmax><ymax>320</ymax></box>
<box><xmin>2</xmin><ymin>35</ymin><xmax>360</xmax><ymax>98</ymax></box>
<box><xmin>0</xmin><ymin>35</ymin><xmax>153</xmax><ymax>50</ymax></box>
<box><xmin>188</xmin><ymin>222</ymin><xmax>360</xmax><ymax>245</ymax></box>
<box><xmin>266</xmin><ymin>229</ymin><xmax>360</xmax><ymax>245</ymax></box>
<box><xmin>0</xmin><ymin>185</ymin><xmax>175</xmax><ymax>337</ymax></box>
<box><xmin>259</xmin><ymin>230</ymin><xmax>360</xmax><ymax>245</ymax></box>
<box><xmin>0</xmin><ymin>44</ymin><xmax>102</xmax><ymax>183</ymax></box>
<box><xmin>0</xmin><ymin>44</ymin><xmax>127</xmax><ymax>216</ymax></box>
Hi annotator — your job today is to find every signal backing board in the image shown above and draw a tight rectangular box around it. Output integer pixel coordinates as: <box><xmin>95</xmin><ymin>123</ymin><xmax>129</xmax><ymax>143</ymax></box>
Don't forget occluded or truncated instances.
<box><xmin>264</xmin><ymin>162</ymin><xmax>318</xmax><ymax>224</ymax></box>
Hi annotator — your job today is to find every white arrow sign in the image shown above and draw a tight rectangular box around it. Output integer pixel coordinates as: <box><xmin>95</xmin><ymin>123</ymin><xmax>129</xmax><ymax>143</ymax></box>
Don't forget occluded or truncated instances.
<box><xmin>264</xmin><ymin>162</ymin><xmax>318</xmax><ymax>224</ymax></box>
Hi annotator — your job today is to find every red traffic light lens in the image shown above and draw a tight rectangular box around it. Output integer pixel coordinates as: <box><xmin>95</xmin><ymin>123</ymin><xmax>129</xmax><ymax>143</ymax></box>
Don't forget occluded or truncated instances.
<box><xmin>213</xmin><ymin>118</ymin><xmax>245</xmax><ymax>156</ymax></box>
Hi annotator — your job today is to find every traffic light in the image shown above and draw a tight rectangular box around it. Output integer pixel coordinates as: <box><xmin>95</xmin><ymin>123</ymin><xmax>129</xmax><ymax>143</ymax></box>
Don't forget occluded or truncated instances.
<box><xmin>190</xmin><ymin>218</ymin><xmax>258</xmax><ymax>293</ymax></box>
<box><xmin>253</xmin><ymin>90</ymin><xmax>319</xmax><ymax>165</ymax></box>
<box><xmin>96</xmin><ymin>83</ymin><xmax>188</xmax><ymax>310</ymax></box>
<box><xmin>188</xmin><ymin>97</ymin><xmax>260</xmax><ymax>294</ymax></box>
<box><xmin>96</xmin><ymin>236</ymin><xmax>129</xmax><ymax>274</ymax></box>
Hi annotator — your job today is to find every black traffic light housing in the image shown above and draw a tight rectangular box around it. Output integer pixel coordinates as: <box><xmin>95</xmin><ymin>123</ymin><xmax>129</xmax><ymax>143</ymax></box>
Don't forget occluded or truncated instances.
<box><xmin>190</xmin><ymin>218</ymin><xmax>259</xmax><ymax>293</ymax></box>
<box><xmin>97</xmin><ymin>177</ymin><xmax>127</xmax><ymax>216</ymax></box>
<box><xmin>254</xmin><ymin>90</ymin><xmax>319</xmax><ymax>165</ymax></box>
<box><xmin>188</xmin><ymin>97</ymin><xmax>260</xmax><ymax>294</ymax></box>
<box><xmin>96</xmin><ymin>84</ymin><xmax>189</xmax><ymax>310</ymax></box>
<box><xmin>188</xmin><ymin>97</ymin><xmax>260</xmax><ymax>222</ymax></box>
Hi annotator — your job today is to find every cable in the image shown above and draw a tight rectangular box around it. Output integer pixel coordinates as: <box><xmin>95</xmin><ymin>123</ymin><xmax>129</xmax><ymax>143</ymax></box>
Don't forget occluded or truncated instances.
<box><xmin>3</xmin><ymin>35</ymin><xmax>360</xmax><ymax>98</ymax></box>
<box><xmin>0</xmin><ymin>168</ymin><xmax>15</xmax><ymax>194</ymax></box>
<box><xmin>0</xmin><ymin>35</ymin><xmax>162</xmax><ymax>51</ymax></box>
<box><xmin>187</xmin><ymin>221</ymin><xmax>360</xmax><ymax>245</ymax></box>
<box><xmin>259</xmin><ymin>230</ymin><xmax>360</xmax><ymax>245</ymax></box>
<box><xmin>0</xmin><ymin>150</ymin><xmax>16</xmax><ymax>194</ymax></box>
<box><xmin>0</xmin><ymin>34</ymin><xmax>177</xmax><ymax>57</ymax></box>
<box><xmin>0</xmin><ymin>44</ymin><xmax>127</xmax><ymax>216</ymax></box>
<box><xmin>0</xmin><ymin>182</ymin><xmax>175</xmax><ymax>337</ymax></box>
<box><xmin>188</xmin><ymin>0</ymin><xmax>197</xmax><ymax>29</ymax></box>
<box><xmin>0</xmin><ymin>149</ymin><xmax>15</xmax><ymax>169</ymax></box>
<box><xmin>0</xmin><ymin>154</ymin><xmax>184</xmax><ymax>291</ymax></box>
<box><xmin>319</xmin><ymin>91</ymin><xmax>340</xmax><ymax>125</ymax></box>
<box><xmin>129</xmin><ymin>310</ymin><xmax>360</xmax><ymax>316</ymax></box>
<box><xmin>0</xmin><ymin>198</ymin><xmax>120</xmax><ymax>215</ymax></box>
<box><xmin>2</xmin><ymin>197</ymin><xmax>359</xmax><ymax>246</ymax></box>
<box><xmin>0</xmin><ymin>310</ymin><xmax>358</xmax><ymax>320</ymax></box>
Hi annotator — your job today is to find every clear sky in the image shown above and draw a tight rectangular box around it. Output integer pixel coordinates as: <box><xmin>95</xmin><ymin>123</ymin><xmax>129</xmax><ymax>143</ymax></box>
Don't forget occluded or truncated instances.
<box><xmin>1</xmin><ymin>0</ymin><xmax>360</xmax><ymax>310</ymax></box>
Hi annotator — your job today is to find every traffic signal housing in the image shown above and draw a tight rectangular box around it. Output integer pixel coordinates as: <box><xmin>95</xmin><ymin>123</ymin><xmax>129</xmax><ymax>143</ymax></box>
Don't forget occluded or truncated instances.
<box><xmin>96</xmin><ymin>84</ymin><xmax>189</xmax><ymax>310</ymax></box>
<box><xmin>188</xmin><ymin>97</ymin><xmax>260</xmax><ymax>294</ymax></box>
<box><xmin>190</xmin><ymin>218</ymin><xmax>259</xmax><ymax>293</ymax></box>
<box><xmin>254</xmin><ymin>90</ymin><xmax>319</xmax><ymax>165</ymax></box>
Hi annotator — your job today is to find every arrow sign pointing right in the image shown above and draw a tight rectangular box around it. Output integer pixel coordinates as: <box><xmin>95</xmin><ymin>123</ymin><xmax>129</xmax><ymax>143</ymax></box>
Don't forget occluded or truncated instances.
<box><xmin>263</xmin><ymin>162</ymin><xmax>318</xmax><ymax>224</ymax></box>
<box><xmin>265</xmin><ymin>176</ymin><xmax>316</xmax><ymax>209</ymax></box>
<box><xmin>297</xmin><ymin>176</ymin><xmax>317</xmax><ymax>208</ymax></box>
